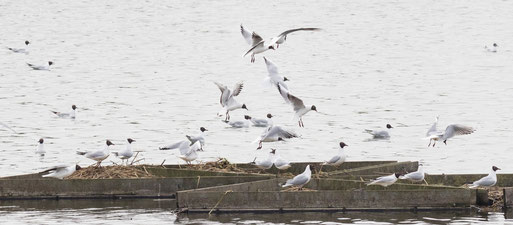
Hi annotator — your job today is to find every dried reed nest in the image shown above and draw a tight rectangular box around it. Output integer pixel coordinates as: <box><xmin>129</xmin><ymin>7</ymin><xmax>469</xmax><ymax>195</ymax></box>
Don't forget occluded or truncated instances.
<box><xmin>187</xmin><ymin>158</ymin><xmax>248</xmax><ymax>173</ymax></box>
<box><xmin>479</xmin><ymin>187</ymin><xmax>504</xmax><ymax>211</ymax></box>
<box><xmin>281</xmin><ymin>186</ymin><xmax>317</xmax><ymax>192</ymax></box>
<box><xmin>67</xmin><ymin>165</ymin><xmax>155</xmax><ymax>179</ymax></box>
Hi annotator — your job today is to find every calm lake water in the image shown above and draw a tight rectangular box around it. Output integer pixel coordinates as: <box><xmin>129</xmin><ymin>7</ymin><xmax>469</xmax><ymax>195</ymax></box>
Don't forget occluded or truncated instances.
<box><xmin>1</xmin><ymin>0</ymin><xmax>512</xmax><ymax>223</ymax></box>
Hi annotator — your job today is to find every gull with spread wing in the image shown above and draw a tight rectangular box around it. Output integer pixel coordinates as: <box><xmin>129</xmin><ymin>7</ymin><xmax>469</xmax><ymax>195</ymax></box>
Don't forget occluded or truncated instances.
<box><xmin>426</xmin><ymin>116</ymin><xmax>475</xmax><ymax>147</ymax></box>
<box><xmin>277</xmin><ymin>83</ymin><xmax>317</xmax><ymax>127</ymax></box>
<box><xmin>214</xmin><ymin>81</ymin><xmax>248</xmax><ymax>121</ymax></box>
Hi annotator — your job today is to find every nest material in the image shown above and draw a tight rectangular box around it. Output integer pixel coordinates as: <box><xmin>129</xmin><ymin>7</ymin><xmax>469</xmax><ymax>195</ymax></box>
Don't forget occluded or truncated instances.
<box><xmin>281</xmin><ymin>187</ymin><xmax>317</xmax><ymax>192</ymax></box>
<box><xmin>480</xmin><ymin>187</ymin><xmax>504</xmax><ymax>211</ymax></box>
<box><xmin>187</xmin><ymin>158</ymin><xmax>248</xmax><ymax>173</ymax></box>
<box><xmin>67</xmin><ymin>165</ymin><xmax>154</xmax><ymax>179</ymax></box>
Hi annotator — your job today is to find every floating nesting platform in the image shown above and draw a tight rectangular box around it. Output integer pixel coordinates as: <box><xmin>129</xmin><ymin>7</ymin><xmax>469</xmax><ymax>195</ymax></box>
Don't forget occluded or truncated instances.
<box><xmin>1</xmin><ymin>160</ymin><xmax>511</xmax><ymax>213</ymax></box>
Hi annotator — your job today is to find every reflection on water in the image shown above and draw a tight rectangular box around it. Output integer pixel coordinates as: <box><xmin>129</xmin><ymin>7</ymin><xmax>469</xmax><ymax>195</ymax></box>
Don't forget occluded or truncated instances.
<box><xmin>1</xmin><ymin>199</ymin><xmax>513</xmax><ymax>224</ymax></box>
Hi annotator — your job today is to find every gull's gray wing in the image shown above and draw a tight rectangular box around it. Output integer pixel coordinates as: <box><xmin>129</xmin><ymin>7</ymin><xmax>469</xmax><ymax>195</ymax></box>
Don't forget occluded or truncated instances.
<box><xmin>269</xmin><ymin>28</ymin><xmax>321</xmax><ymax>45</ymax></box>
<box><xmin>266</xmin><ymin>126</ymin><xmax>297</xmax><ymax>139</ymax></box>
<box><xmin>327</xmin><ymin>155</ymin><xmax>341</xmax><ymax>164</ymax></box>
<box><xmin>426</xmin><ymin>116</ymin><xmax>439</xmax><ymax>136</ymax></box>
<box><xmin>287</xmin><ymin>93</ymin><xmax>305</xmax><ymax>112</ymax></box>
<box><xmin>263</xmin><ymin>57</ymin><xmax>279</xmax><ymax>77</ymax></box>
<box><xmin>214</xmin><ymin>82</ymin><xmax>231</xmax><ymax>107</ymax></box>
<box><xmin>160</xmin><ymin>140</ymin><xmax>188</xmax><ymax>150</ymax></box>
<box><xmin>443</xmin><ymin>124</ymin><xmax>475</xmax><ymax>139</ymax></box>
<box><xmin>287</xmin><ymin>174</ymin><xmax>309</xmax><ymax>186</ymax></box>
<box><xmin>231</xmin><ymin>81</ymin><xmax>244</xmax><ymax>97</ymax></box>
<box><xmin>86</xmin><ymin>150</ymin><xmax>107</xmax><ymax>159</ymax></box>
<box><xmin>243</xmin><ymin>40</ymin><xmax>265</xmax><ymax>57</ymax></box>
<box><xmin>251</xmin><ymin>32</ymin><xmax>263</xmax><ymax>46</ymax></box>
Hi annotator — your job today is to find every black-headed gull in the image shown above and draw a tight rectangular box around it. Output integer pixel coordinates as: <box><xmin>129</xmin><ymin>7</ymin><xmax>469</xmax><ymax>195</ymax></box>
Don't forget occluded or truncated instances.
<box><xmin>225</xmin><ymin>115</ymin><xmax>251</xmax><ymax>128</ymax></box>
<box><xmin>242</xmin><ymin>26</ymin><xmax>321</xmax><ymax>63</ymax></box>
<box><xmin>42</xmin><ymin>164</ymin><xmax>81</xmax><ymax>179</ymax></box>
<box><xmin>35</xmin><ymin>138</ymin><xmax>45</xmax><ymax>156</ymax></box>
<box><xmin>271</xmin><ymin>149</ymin><xmax>291</xmax><ymax>170</ymax></box>
<box><xmin>160</xmin><ymin>140</ymin><xmax>191</xmax><ymax>154</ymax></box>
<box><xmin>277</xmin><ymin>83</ymin><xmax>317</xmax><ymax>127</ymax></box>
<box><xmin>255</xmin><ymin>125</ymin><xmax>297</xmax><ymax>150</ymax></box>
<box><xmin>263</xmin><ymin>57</ymin><xmax>289</xmax><ymax>90</ymax></box>
<box><xmin>112</xmin><ymin>138</ymin><xmax>135</xmax><ymax>165</ymax></box>
<box><xmin>27</xmin><ymin>61</ymin><xmax>53</xmax><ymax>70</ymax></box>
<box><xmin>7</xmin><ymin>40</ymin><xmax>30</xmax><ymax>54</ymax></box>
<box><xmin>365</xmin><ymin>124</ymin><xmax>393</xmax><ymax>139</ymax></box>
<box><xmin>399</xmin><ymin>165</ymin><xmax>426</xmax><ymax>183</ymax></box>
<box><xmin>246</xmin><ymin>114</ymin><xmax>273</xmax><ymax>127</ymax></box>
<box><xmin>251</xmin><ymin>149</ymin><xmax>275</xmax><ymax>170</ymax></box>
<box><xmin>426</xmin><ymin>116</ymin><xmax>475</xmax><ymax>147</ymax></box>
<box><xmin>214</xmin><ymin>81</ymin><xmax>248</xmax><ymax>121</ymax></box>
<box><xmin>177</xmin><ymin>141</ymin><xmax>202</xmax><ymax>165</ymax></box>
<box><xmin>76</xmin><ymin>140</ymin><xmax>114</xmax><ymax>167</ymax></box>
<box><xmin>367</xmin><ymin>173</ymin><xmax>400</xmax><ymax>187</ymax></box>
<box><xmin>51</xmin><ymin>105</ymin><xmax>77</xmax><ymax>119</ymax></box>
<box><xmin>469</xmin><ymin>166</ymin><xmax>500</xmax><ymax>188</ymax></box>
<box><xmin>485</xmin><ymin>43</ymin><xmax>498</xmax><ymax>52</ymax></box>
<box><xmin>282</xmin><ymin>165</ymin><xmax>311</xmax><ymax>190</ymax></box>
<box><xmin>322</xmin><ymin>142</ymin><xmax>348</xmax><ymax>166</ymax></box>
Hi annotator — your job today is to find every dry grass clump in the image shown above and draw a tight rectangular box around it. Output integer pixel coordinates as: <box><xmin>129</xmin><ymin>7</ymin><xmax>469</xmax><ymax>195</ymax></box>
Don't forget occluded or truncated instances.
<box><xmin>479</xmin><ymin>187</ymin><xmax>504</xmax><ymax>211</ymax></box>
<box><xmin>188</xmin><ymin>158</ymin><xmax>248</xmax><ymax>173</ymax></box>
<box><xmin>281</xmin><ymin>187</ymin><xmax>317</xmax><ymax>192</ymax></box>
<box><xmin>67</xmin><ymin>165</ymin><xmax>154</xmax><ymax>179</ymax></box>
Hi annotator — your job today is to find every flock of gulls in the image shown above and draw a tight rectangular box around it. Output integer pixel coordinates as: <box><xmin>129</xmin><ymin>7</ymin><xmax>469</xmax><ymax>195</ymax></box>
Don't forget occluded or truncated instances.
<box><xmin>2</xmin><ymin>26</ymin><xmax>502</xmax><ymax>191</ymax></box>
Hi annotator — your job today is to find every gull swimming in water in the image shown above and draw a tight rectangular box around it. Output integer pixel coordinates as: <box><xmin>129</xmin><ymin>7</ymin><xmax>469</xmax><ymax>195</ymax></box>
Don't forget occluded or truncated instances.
<box><xmin>281</xmin><ymin>165</ymin><xmax>312</xmax><ymax>190</ymax></box>
<box><xmin>322</xmin><ymin>142</ymin><xmax>348</xmax><ymax>166</ymax></box>
<box><xmin>51</xmin><ymin>105</ymin><xmax>77</xmax><ymax>119</ymax></box>
<box><xmin>365</xmin><ymin>124</ymin><xmax>393</xmax><ymax>139</ymax></box>
<box><xmin>246</xmin><ymin>114</ymin><xmax>273</xmax><ymax>127</ymax></box>
<box><xmin>41</xmin><ymin>164</ymin><xmax>81</xmax><ymax>179</ymax></box>
<box><xmin>485</xmin><ymin>43</ymin><xmax>498</xmax><ymax>52</ymax></box>
<box><xmin>35</xmin><ymin>138</ymin><xmax>45</xmax><ymax>156</ymax></box>
<box><xmin>242</xmin><ymin>26</ymin><xmax>321</xmax><ymax>63</ymax></box>
<box><xmin>469</xmin><ymin>166</ymin><xmax>500</xmax><ymax>188</ymax></box>
<box><xmin>27</xmin><ymin>61</ymin><xmax>53</xmax><ymax>70</ymax></box>
<box><xmin>399</xmin><ymin>164</ymin><xmax>426</xmax><ymax>183</ymax></box>
<box><xmin>112</xmin><ymin>138</ymin><xmax>135</xmax><ymax>165</ymax></box>
<box><xmin>254</xmin><ymin>125</ymin><xmax>297</xmax><ymax>150</ymax></box>
<box><xmin>277</xmin><ymin>83</ymin><xmax>317</xmax><ymax>127</ymax></box>
<box><xmin>7</xmin><ymin>40</ymin><xmax>30</xmax><ymax>54</ymax></box>
<box><xmin>251</xmin><ymin>149</ymin><xmax>275</xmax><ymax>170</ymax></box>
<box><xmin>263</xmin><ymin>57</ymin><xmax>289</xmax><ymax>90</ymax></box>
<box><xmin>76</xmin><ymin>140</ymin><xmax>114</xmax><ymax>167</ymax></box>
<box><xmin>367</xmin><ymin>173</ymin><xmax>400</xmax><ymax>187</ymax></box>
<box><xmin>225</xmin><ymin>115</ymin><xmax>251</xmax><ymax>128</ymax></box>
<box><xmin>214</xmin><ymin>81</ymin><xmax>248</xmax><ymax>121</ymax></box>
<box><xmin>426</xmin><ymin>116</ymin><xmax>475</xmax><ymax>147</ymax></box>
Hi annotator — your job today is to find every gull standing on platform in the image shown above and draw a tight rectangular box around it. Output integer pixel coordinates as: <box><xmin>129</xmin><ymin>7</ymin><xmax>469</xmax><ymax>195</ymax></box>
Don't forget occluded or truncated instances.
<box><xmin>399</xmin><ymin>165</ymin><xmax>426</xmax><ymax>183</ymax></box>
<box><xmin>278</xmin><ymin>84</ymin><xmax>317</xmax><ymax>127</ymax></box>
<box><xmin>177</xmin><ymin>141</ymin><xmax>202</xmax><ymax>165</ymax></box>
<box><xmin>469</xmin><ymin>166</ymin><xmax>500</xmax><ymax>188</ymax></box>
<box><xmin>282</xmin><ymin>165</ymin><xmax>312</xmax><ymax>190</ymax></box>
<box><xmin>214</xmin><ymin>81</ymin><xmax>248</xmax><ymax>121</ymax></box>
<box><xmin>271</xmin><ymin>149</ymin><xmax>291</xmax><ymax>170</ymax></box>
<box><xmin>76</xmin><ymin>140</ymin><xmax>114</xmax><ymax>167</ymax></box>
<box><xmin>113</xmin><ymin>138</ymin><xmax>135</xmax><ymax>165</ymax></box>
<box><xmin>251</xmin><ymin>149</ymin><xmax>275</xmax><ymax>170</ymax></box>
<box><xmin>322</xmin><ymin>142</ymin><xmax>348</xmax><ymax>166</ymax></box>
<box><xmin>367</xmin><ymin>173</ymin><xmax>400</xmax><ymax>187</ymax></box>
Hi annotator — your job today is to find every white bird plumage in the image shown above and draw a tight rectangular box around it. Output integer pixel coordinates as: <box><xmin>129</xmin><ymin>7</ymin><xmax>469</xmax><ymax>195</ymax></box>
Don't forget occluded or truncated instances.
<box><xmin>399</xmin><ymin>165</ymin><xmax>425</xmax><ymax>182</ymax></box>
<box><xmin>255</xmin><ymin>125</ymin><xmax>297</xmax><ymax>150</ymax></box>
<box><xmin>277</xmin><ymin>83</ymin><xmax>317</xmax><ymax>127</ymax></box>
<box><xmin>426</xmin><ymin>116</ymin><xmax>475</xmax><ymax>147</ymax></box>
<box><xmin>27</xmin><ymin>61</ymin><xmax>53</xmax><ymax>70</ymax></box>
<box><xmin>469</xmin><ymin>166</ymin><xmax>500</xmax><ymax>188</ymax></box>
<box><xmin>76</xmin><ymin>140</ymin><xmax>114</xmax><ymax>167</ymax></box>
<box><xmin>323</xmin><ymin>142</ymin><xmax>348</xmax><ymax>166</ymax></box>
<box><xmin>177</xmin><ymin>141</ymin><xmax>202</xmax><ymax>164</ymax></box>
<box><xmin>51</xmin><ymin>105</ymin><xmax>77</xmax><ymax>119</ymax></box>
<box><xmin>246</xmin><ymin>114</ymin><xmax>273</xmax><ymax>127</ymax></box>
<box><xmin>281</xmin><ymin>165</ymin><xmax>312</xmax><ymax>190</ymax></box>
<box><xmin>214</xmin><ymin>81</ymin><xmax>248</xmax><ymax>121</ymax></box>
<box><xmin>365</xmin><ymin>124</ymin><xmax>393</xmax><ymax>139</ymax></box>
<box><xmin>7</xmin><ymin>40</ymin><xmax>30</xmax><ymax>54</ymax></box>
<box><xmin>35</xmin><ymin>138</ymin><xmax>45</xmax><ymax>156</ymax></box>
<box><xmin>263</xmin><ymin>57</ymin><xmax>289</xmax><ymax>90</ymax></box>
<box><xmin>42</xmin><ymin>164</ymin><xmax>81</xmax><ymax>179</ymax></box>
<box><xmin>367</xmin><ymin>173</ymin><xmax>400</xmax><ymax>187</ymax></box>
<box><xmin>112</xmin><ymin>138</ymin><xmax>135</xmax><ymax>165</ymax></box>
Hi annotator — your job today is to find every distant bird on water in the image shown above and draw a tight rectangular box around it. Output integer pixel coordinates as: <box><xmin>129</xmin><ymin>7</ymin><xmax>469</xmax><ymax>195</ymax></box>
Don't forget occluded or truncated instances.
<box><xmin>51</xmin><ymin>105</ymin><xmax>77</xmax><ymax>119</ymax></box>
<box><xmin>485</xmin><ymin>43</ymin><xmax>498</xmax><ymax>52</ymax></box>
<box><xmin>7</xmin><ymin>40</ymin><xmax>30</xmax><ymax>54</ymax></box>
<box><xmin>35</xmin><ymin>138</ymin><xmax>45</xmax><ymax>156</ymax></box>
<box><xmin>246</xmin><ymin>114</ymin><xmax>273</xmax><ymax>127</ymax></box>
<box><xmin>27</xmin><ymin>61</ymin><xmax>53</xmax><ymax>70</ymax></box>
<box><xmin>365</xmin><ymin>124</ymin><xmax>393</xmax><ymax>139</ymax></box>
